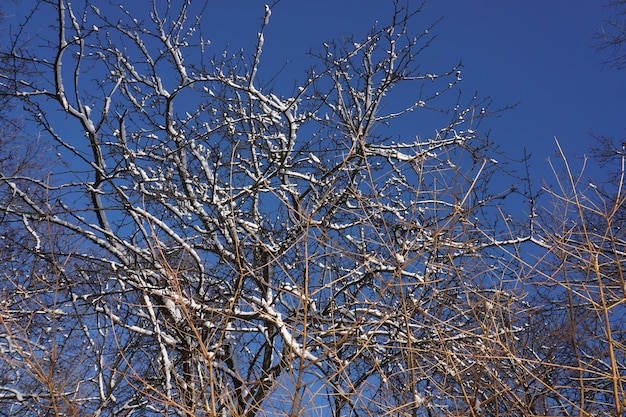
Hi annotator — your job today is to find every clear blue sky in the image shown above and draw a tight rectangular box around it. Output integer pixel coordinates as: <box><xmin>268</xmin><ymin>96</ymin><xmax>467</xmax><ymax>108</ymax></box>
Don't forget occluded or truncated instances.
<box><xmin>5</xmin><ymin>0</ymin><xmax>624</xmax><ymax>183</ymax></box>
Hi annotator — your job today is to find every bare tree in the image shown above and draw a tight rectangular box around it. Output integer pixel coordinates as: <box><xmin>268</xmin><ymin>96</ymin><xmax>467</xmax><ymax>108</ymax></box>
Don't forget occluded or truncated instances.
<box><xmin>514</xmin><ymin>140</ymin><xmax>626</xmax><ymax>417</ymax></box>
<box><xmin>597</xmin><ymin>0</ymin><xmax>626</xmax><ymax>69</ymax></box>
<box><xmin>0</xmin><ymin>1</ymin><xmax>558</xmax><ymax>416</ymax></box>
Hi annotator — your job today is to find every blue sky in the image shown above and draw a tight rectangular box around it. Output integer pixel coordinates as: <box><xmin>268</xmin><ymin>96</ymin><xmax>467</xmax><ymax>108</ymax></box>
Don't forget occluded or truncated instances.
<box><xmin>423</xmin><ymin>1</ymin><xmax>625</xmax><ymax>166</ymax></box>
<box><xmin>200</xmin><ymin>0</ymin><xmax>624</xmax><ymax>183</ymax></box>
